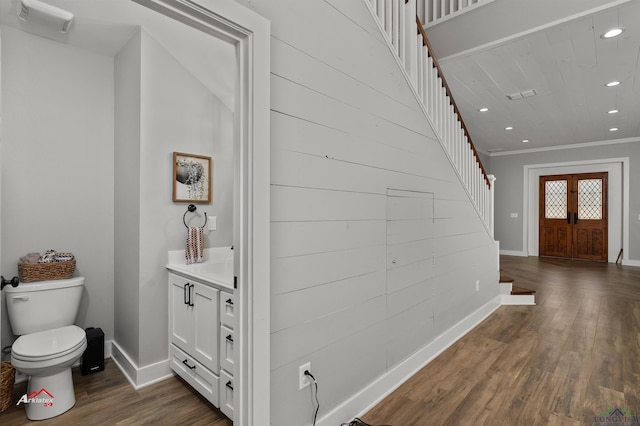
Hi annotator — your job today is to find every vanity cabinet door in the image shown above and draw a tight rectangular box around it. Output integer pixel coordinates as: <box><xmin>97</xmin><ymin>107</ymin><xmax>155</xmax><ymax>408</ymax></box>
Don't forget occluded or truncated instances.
<box><xmin>169</xmin><ymin>275</ymin><xmax>193</xmax><ymax>349</ymax></box>
<box><xmin>169</xmin><ymin>273</ymin><xmax>219</xmax><ymax>374</ymax></box>
<box><xmin>192</xmin><ymin>282</ymin><xmax>219</xmax><ymax>373</ymax></box>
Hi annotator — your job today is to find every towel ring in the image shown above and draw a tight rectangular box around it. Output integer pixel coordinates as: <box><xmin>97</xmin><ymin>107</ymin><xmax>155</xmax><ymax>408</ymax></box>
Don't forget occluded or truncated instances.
<box><xmin>183</xmin><ymin>204</ymin><xmax>207</xmax><ymax>228</ymax></box>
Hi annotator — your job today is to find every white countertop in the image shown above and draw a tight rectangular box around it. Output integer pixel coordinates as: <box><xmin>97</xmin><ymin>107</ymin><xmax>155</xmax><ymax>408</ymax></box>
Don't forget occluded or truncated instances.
<box><xmin>167</xmin><ymin>246</ymin><xmax>234</xmax><ymax>291</ymax></box>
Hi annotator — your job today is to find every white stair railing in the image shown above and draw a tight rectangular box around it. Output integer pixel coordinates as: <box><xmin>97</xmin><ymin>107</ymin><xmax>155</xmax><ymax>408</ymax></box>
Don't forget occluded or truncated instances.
<box><xmin>365</xmin><ymin>0</ymin><xmax>494</xmax><ymax>237</ymax></box>
<box><xmin>419</xmin><ymin>0</ymin><xmax>494</xmax><ymax>26</ymax></box>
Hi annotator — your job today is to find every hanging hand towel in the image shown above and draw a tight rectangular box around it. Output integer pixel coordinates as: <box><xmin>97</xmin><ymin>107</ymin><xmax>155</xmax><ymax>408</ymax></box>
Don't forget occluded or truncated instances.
<box><xmin>186</xmin><ymin>226</ymin><xmax>205</xmax><ymax>264</ymax></box>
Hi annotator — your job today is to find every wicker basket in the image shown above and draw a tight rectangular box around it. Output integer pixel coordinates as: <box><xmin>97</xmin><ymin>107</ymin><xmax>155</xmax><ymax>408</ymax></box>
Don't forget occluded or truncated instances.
<box><xmin>0</xmin><ymin>361</ymin><xmax>15</xmax><ymax>412</ymax></box>
<box><xmin>18</xmin><ymin>260</ymin><xmax>76</xmax><ymax>282</ymax></box>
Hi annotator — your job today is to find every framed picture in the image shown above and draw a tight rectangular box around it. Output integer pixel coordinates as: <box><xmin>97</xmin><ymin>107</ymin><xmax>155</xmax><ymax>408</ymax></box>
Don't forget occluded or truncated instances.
<box><xmin>173</xmin><ymin>152</ymin><xmax>212</xmax><ymax>203</ymax></box>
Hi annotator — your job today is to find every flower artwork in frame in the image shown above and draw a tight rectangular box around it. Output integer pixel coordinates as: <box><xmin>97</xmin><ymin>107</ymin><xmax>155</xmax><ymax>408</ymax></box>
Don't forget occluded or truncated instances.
<box><xmin>173</xmin><ymin>152</ymin><xmax>212</xmax><ymax>203</ymax></box>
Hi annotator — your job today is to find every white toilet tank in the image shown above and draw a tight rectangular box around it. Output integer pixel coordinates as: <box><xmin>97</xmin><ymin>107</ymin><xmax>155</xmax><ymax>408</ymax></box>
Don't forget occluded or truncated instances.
<box><xmin>5</xmin><ymin>276</ymin><xmax>84</xmax><ymax>335</ymax></box>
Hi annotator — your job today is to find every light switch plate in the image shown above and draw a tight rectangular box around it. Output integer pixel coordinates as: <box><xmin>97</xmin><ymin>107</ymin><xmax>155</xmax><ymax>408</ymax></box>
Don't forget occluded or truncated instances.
<box><xmin>209</xmin><ymin>216</ymin><xmax>217</xmax><ymax>231</ymax></box>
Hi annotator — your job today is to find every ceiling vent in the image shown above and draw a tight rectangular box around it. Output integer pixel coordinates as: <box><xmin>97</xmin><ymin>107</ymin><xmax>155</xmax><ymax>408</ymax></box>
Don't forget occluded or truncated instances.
<box><xmin>507</xmin><ymin>89</ymin><xmax>536</xmax><ymax>100</ymax></box>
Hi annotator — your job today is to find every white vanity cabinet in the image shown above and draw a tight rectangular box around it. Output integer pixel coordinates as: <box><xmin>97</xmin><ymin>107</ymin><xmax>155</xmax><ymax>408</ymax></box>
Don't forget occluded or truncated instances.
<box><xmin>167</xmin><ymin>252</ymin><xmax>235</xmax><ymax>421</ymax></box>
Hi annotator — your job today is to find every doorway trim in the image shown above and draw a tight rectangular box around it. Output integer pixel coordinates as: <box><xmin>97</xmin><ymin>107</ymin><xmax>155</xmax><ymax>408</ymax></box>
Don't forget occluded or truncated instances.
<box><xmin>523</xmin><ymin>158</ymin><xmax>628</xmax><ymax>264</ymax></box>
<box><xmin>132</xmin><ymin>0</ymin><xmax>270</xmax><ymax>424</ymax></box>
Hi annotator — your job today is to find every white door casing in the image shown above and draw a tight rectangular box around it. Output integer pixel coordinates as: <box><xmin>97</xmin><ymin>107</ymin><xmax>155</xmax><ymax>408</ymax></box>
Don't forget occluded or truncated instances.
<box><xmin>132</xmin><ymin>1</ymin><xmax>271</xmax><ymax>424</ymax></box>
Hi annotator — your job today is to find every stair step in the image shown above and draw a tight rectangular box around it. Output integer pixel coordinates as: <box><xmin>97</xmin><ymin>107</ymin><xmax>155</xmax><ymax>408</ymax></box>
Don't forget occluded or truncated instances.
<box><xmin>511</xmin><ymin>285</ymin><xmax>536</xmax><ymax>295</ymax></box>
<box><xmin>499</xmin><ymin>275</ymin><xmax>514</xmax><ymax>283</ymax></box>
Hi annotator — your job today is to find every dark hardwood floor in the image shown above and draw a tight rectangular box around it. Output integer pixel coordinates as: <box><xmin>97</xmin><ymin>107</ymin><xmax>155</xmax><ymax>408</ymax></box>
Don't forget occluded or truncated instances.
<box><xmin>1</xmin><ymin>359</ymin><xmax>231</xmax><ymax>426</ymax></box>
<box><xmin>361</xmin><ymin>255</ymin><xmax>640</xmax><ymax>426</ymax></box>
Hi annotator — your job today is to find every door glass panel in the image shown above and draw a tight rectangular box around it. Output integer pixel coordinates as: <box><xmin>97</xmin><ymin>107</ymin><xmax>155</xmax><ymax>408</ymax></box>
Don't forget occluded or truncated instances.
<box><xmin>578</xmin><ymin>179</ymin><xmax>602</xmax><ymax>219</ymax></box>
<box><xmin>545</xmin><ymin>180</ymin><xmax>567</xmax><ymax>219</ymax></box>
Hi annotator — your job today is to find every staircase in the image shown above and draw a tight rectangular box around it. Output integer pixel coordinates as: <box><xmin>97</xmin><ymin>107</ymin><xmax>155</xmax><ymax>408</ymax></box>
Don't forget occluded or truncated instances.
<box><xmin>499</xmin><ymin>274</ymin><xmax>536</xmax><ymax>305</ymax></box>
<box><xmin>365</xmin><ymin>0</ymin><xmax>536</xmax><ymax>306</ymax></box>
<box><xmin>364</xmin><ymin>0</ymin><xmax>494</xmax><ymax>238</ymax></box>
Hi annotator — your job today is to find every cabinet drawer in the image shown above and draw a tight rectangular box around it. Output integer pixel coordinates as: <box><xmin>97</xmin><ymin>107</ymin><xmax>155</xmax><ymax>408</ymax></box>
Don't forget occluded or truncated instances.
<box><xmin>220</xmin><ymin>291</ymin><xmax>235</xmax><ymax>329</ymax></box>
<box><xmin>220</xmin><ymin>369</ymin><xmax>234</xmax><ymax>420</ymax></box>
<box><xmin>220</xmin><ymin>324</ymin><xmax>234</xmax><ymax>374</ymax></box>
<box><xmin>170</xmin><ymin>344</ymin><xmax>219</xmax><ymax>407</ymax></box>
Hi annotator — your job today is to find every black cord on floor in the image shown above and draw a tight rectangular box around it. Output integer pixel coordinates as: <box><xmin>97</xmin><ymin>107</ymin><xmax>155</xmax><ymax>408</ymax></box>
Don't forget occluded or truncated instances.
<box><xmin>340</xmin><ymin>418</ymin><xmax>373</xmax><ymax>426</ymax></box>
<box><xmin>340</xmin><ymin>417</ymin><xmax>394</xmax><ymax>426</ymax></box>
<box><xmin>305</xmin><ymin>370</ymin><xmax>320</xmax><ymax>425</ymax></box>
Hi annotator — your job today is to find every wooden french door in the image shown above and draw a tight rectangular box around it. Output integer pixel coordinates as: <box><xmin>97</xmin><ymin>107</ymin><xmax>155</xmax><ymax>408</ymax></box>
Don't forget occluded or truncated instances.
<box><xmin>539</xmin><ymin>172</ymin><xmax>608</xmax><ymax>261</ymax></box>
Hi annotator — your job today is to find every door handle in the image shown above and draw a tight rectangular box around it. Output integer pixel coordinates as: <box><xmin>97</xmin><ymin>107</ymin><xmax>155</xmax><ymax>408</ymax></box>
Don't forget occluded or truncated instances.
<box><xmin>226</xmin><ymin>381</ymin><xmax>234</xmax><ymax>391</ymax></box>
<box><xmin>574</xmin><ymin>212</ymin><xmax>578</xmax><ymax>225</ymax></box>
<box><xmin>188</xmin><ymin>284</ymin><xmax>194</xmax><ymax>307</ymax></box>
<box><xmin>567</xmin><ymin>212</ymin><xmax>571</xmax><ymax>224</ymax></box>
<box><xmin>226</xmin><ymin>334</ymin><xmax>234</xmax><ymax>343</ymax></box>
<box><xmin>183</xmin><ymin>283</ymin><xmax>189</xmax><ymax>305</ymax></box>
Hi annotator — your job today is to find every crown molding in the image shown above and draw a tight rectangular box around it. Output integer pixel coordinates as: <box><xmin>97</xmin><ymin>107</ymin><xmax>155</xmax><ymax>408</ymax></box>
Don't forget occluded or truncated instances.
<box><xmin>487</xmin><ymin>137</ymin><xmax>640</xmax><ymax>157</ymax></box>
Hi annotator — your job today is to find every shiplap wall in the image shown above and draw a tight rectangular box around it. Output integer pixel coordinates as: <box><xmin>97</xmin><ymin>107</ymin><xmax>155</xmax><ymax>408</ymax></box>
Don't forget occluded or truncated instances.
<box><xmin>235</xmin><ymin>1</ymin><xmax>499</xmax><ymax>424</ymax></box>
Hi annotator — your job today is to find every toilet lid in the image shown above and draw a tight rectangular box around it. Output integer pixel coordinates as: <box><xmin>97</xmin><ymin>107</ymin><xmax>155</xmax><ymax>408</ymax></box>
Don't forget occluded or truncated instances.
<box><xmin>12</xmin><ymin>325</ymin><xmax>86</xmax><ymax>361</ymax></box>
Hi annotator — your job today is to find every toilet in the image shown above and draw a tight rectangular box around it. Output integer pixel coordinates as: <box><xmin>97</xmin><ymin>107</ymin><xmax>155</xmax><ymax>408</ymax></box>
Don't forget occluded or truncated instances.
<box><xmin>5</xmin><ymin>276</ymin><xmax>87</xmax><ymax>420</ymax></box>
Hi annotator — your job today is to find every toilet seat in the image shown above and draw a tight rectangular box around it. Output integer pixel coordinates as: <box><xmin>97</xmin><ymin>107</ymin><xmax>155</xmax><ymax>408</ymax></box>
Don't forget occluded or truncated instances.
<box><xmin>12</xmin><ymin>325</ymin><xmax>86</xmax><ymax>362</ymax></box>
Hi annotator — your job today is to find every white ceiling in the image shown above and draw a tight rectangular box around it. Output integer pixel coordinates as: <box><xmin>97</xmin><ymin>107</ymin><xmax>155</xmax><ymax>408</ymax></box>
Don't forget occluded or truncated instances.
<box><xmin>424</xmin><ymin>0</ymin><xmax>640</xmax><ymax>154</ymax></box>
<box><xmin>0</xmin><ymin>0</ymin><xmax>236</xmax><ymax>110</ymax></box>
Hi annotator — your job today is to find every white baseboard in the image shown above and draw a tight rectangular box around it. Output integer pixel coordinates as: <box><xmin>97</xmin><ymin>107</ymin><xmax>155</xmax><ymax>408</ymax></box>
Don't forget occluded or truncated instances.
<box><xmin>623</xmin><ymin>259</ymin><xmax>640</xmax><ymax>267</ymax></box>
<box><xmin>500</xmin><ymin>250</ymin><xmax>528</xmax><ymax>257</ymax></box>
<box><xmin>501</xmin><ymin>294</ymin><xmax>535</xmax><ymax>305</ymax></box>
<box><xmin>317</xmin><ymin>296</ymin><xmax>502</xmax><ymax>426</ymax></box>
<box><xmin>110</xmin><ymin>341</ymin><xmax>173</xmax><ymax>390</ymax></box>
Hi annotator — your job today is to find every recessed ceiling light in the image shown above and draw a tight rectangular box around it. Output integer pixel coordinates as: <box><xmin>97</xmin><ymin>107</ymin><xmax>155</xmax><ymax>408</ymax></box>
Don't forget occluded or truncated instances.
<box><xmin>608</xmin><ymin>109</ymin><xmax>619</xmax><ymax>114</ymax></box>
<box><xmin>522</xmin><ymin>139</ymin><xmax>529</xmax><ymax>143</ymax></box>
<box><xmin>601</xmin><ymin>28</ymin><xmax>624</xmax><ymax>39</ymax></box>
<box><xmin>609</xmin><ymin>127</ymin><xmax>619</xmax><ymax>132</ymax></box>
<box><xmin>478</xmin><ymin>107</ymin><xmax>489</xmax><ymax>112</ymax></box>
<box><xmin>606</xmin><ymin>81</ymin><xmax>621</xmax><ymax>87</ymax></box>
<box><xmin>505</xmin><ymin>126</ymin><xmax>513</xmax><ymax>130</ymax></box>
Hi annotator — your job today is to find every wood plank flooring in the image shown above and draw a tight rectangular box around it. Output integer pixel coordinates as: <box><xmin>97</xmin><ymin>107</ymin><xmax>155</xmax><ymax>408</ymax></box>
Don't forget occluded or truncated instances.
<box><xmin>1</xmin><ymin>359</ymin><xmax>231</xmax><ymax>426</ymax></box>
<box><xmin>361</xmin><ymin>255</ymin><xmax>640</xmax><ymax>426</ymax></box>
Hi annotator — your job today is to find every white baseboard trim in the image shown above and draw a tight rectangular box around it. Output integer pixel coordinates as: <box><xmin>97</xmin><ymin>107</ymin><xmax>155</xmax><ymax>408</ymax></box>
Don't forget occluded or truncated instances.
<box><xmin>317</xmin><ymin>296</ymin><xmax>502</xmax><ymax>426</ymax></box>
<box><xmin>623</xmin><ymin>259</ymin><xmax>640</xmax><ymax>267</ymax></box>
<box><xmin>500</xmin><ymin>250</ymin><xmax>528</xmax><ymax>257</ymax></box>
<box><xmin>501</xmin><ymin>294</ymin><xmax>535</xmax><ymax>305</ymax></box>
<box><xmin>110</xmin><ymin>341</ymin><xmax>173</xmax><ymax>390</ymax></box>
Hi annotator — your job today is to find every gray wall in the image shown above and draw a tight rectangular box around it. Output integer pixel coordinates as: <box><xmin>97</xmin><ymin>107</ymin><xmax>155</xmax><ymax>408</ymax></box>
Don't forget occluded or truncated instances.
<box><xmin>114</xmin><ymin>29</ymin><xmax>235</xmax><ymax>368</ymax></box>
<box><xmin>1</xmin><ymin>25</ymin><xmax>115</xmax><ymax>350</ymax></box>
<box><xmin>237</xmin><ymin>1</ymin><xmax>498</xmax><ymax>424</ymax></box>
<box><xmin>490</xmin><ymin>140</ymin><xmax>640</xmax><ymax>262</ymax></box>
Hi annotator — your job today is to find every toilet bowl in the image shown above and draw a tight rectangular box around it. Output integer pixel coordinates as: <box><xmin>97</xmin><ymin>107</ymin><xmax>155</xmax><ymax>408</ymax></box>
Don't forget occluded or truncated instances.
<box><xmin>5</xmin><ymin>277</ymin><xmax>87</xmax><ymax>420</ymax></box>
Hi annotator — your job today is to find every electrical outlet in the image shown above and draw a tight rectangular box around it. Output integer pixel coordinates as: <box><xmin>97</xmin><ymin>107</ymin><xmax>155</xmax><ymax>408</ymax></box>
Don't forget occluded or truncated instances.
<box><xmin>299</xmin><ymin>362</ymin><xmax>311</xmax><ymax>390</ymax></box>
<box><xmin>209</xmin><ymin>216</ymin><xmax>217</xmax><ymax>231</ymax></box>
